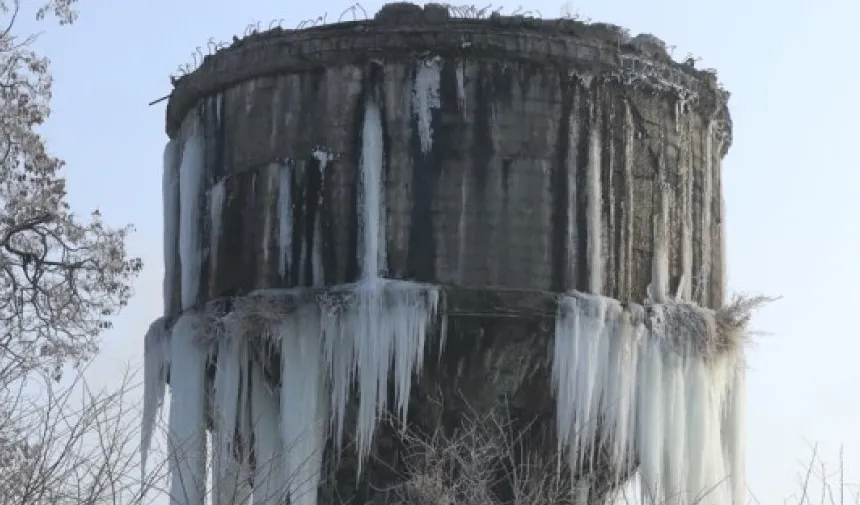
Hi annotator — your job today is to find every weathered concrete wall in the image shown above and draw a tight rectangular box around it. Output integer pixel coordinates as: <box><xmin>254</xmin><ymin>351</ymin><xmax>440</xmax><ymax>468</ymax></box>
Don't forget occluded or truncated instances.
<box><xmin>162</xmin><ymin>4</ymin><xmax>732</xmax><ymax>321</ymax></box>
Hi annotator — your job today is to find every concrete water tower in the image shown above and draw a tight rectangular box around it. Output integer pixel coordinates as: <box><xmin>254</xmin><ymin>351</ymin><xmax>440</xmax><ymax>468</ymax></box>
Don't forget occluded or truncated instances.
<box><xmin>143</xmin><ymin>4</ymin><xmax>746</xmax><ymax>505</ymax></box>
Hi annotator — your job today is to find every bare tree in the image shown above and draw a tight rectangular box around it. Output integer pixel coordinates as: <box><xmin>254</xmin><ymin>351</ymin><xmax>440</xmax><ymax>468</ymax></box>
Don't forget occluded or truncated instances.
<box><xmin>0</xmin><ymin>0</ymin><xmax>141</xmax><ymax>384</ymax></box>
<box><xmin>0</xmin><ymin>363</ymin><xmax>310</xmax><ymax>505</ymax></box>
<box><xmin>0</xmin><ymin>370</ymin><xmax>156</xmax><ymax>505</ymax></box>
<box><xmin>0</xmin><ymin>2</ymin><xmax>142</xmax><ymax>503</ymax></box>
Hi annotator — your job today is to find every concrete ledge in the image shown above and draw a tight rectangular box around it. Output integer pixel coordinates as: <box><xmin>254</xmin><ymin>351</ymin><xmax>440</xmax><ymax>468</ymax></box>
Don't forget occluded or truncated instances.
<box><xmin>165</xmin><ymin>3</ymin><xmax>730</xmax><ymax>138</ymax></box>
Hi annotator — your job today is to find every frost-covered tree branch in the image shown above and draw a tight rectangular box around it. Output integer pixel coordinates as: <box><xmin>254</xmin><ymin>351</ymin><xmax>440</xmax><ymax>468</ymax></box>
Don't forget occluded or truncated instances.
<box><xmin>0</xmin><ymin>2</ymin><xmax>143</xmax><ymax>503</ymax></box>
<box><xmin>0</xmin><ymin>364</ymin><xmax>308</xmax><ymax>505</ymax></box>
<box><xmin>0</xmin><ymin>370</ymin><xmax>161</xmax><ymax>505</ymax></box>
<box><xmin>0</xmin><ymin>0</ymin><xmax>140</xmax><ymax>382</ymax></box>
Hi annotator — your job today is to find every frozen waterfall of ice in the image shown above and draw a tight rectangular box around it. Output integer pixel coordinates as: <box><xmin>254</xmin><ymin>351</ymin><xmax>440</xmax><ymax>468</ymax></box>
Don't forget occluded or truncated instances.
<box><xmin>552</xmin><ymin>293</ymin><xmax>746</xmax><ymax>505</ymax></box>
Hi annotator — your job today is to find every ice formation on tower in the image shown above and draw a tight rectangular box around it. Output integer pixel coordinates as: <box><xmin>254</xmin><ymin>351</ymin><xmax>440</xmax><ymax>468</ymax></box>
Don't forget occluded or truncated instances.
<box><xmin>552</xmin><ymin>294</ymin><xmax>747</xmax><ymax>505</ymax></box>
<box><xmin>143</xmin><ymin>283</ymin><xmax>747</xmax><ymax>505</ymax></box>
<box><xmin>143</xmin><ymin>280</ymin><xmax>441</xmax><ymax>505</ymax></box>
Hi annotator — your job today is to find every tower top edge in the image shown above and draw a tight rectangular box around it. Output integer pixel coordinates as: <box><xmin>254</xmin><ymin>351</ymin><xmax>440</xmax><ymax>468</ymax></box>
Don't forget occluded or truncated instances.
<box><xmin>164</xmin><ymin>2</ymin><xmax>732</xmax><ymax>141</ymax></box>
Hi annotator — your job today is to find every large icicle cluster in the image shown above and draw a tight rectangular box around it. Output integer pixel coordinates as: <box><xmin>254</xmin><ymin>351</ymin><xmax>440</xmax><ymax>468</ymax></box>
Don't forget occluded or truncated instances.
<box><xmin>552</xmin><ymin>292</ymin><xmax>747</xmax><ymax>505</ymax></box>
<box><xmin>142</xmin><ymin>280</ymin><xmax>440</xmax><ymax>505</ymax></box>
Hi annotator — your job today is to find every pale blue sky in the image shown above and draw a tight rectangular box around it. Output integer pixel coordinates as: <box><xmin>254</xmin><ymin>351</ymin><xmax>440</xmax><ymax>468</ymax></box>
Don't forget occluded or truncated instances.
<box><xmin>24</xmin><ymin>0</ymin><xmax>860</xmax><ymax>503</ymax></box>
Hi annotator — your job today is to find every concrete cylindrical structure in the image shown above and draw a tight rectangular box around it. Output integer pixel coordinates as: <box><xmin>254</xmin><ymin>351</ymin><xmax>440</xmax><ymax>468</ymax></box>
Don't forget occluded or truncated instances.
<box><xmin>163</xmin><ymin>3</ymin><xmax>731</xmax><ymax>320</ymax></box>
<box><xmin>158</xmin><ymin>4</ymin><xmax>737</xmax><ymax>504</ymax></box>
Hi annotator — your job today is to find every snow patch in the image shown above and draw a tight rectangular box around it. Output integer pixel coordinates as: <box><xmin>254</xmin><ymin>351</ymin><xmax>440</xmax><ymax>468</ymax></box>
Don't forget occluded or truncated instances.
<box><xmin>311</xmin><ymin>148</ymin><xmax>336</xmax><ymax>169</ymax></box>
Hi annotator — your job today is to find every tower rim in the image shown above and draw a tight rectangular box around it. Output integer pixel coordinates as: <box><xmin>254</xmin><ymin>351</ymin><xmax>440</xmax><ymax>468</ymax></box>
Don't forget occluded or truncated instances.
<box><xmin>164</xmin><ymin>2</ymin><xmax>732</xmax><ymax>148</ymax></box>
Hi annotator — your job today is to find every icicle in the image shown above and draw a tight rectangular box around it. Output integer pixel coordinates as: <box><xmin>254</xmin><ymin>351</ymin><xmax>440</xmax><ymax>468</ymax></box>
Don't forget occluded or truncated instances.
<box><xmin>572</xmin><ymin>295</ymin><xmax>607</xmax><ymax>469</ymax></box>
<box><xmin>277</xmin><ymin>161</ymin><xmax>292</xmax><ymax>279</ymax></box>
<box><xmin>574</xmin><ymin>481</ymin><xmax>590</xmax><ymax>505</ymax></box>
<box><xmin>552</xmin><ymin>293</ymin><xmax>747</xmax><ymax>505</ymax></box>
<box><xmin>660</xmin><ymin>351</ymin><xmax>687</xmax><ymax>505</ymax></box>
<box><xmin>210</xmin><ymin>180</ymin><xmax>226</xmax><ymax>268</ymax></box>
<box><xmin>251</xmin><ymin>364</ymin><xmax>285</xmax><ymax>505</ymax></box>
<box><xmin>210</xmin><ymin>332</ymin><xmax>247</xmax><ymax>505</ymax></box>
<box><xmin>586</xmin><ymin>126</ymin><xmax>603</xmax><ymax>294</ymax></box>
<box><xmin>552</xmin><ymin>297</ymin><xmax>578</xmax><ymax>461</ymax></box>
<box><xmin>412</xmin><ymin>58</ymin><xmax>442</xmax><ymax>153</ymax></box>
<box><xmin>359</xmin><ymin>98</ymin><xmax>386</xmax><ymax>279</ymax></box>
<box><xmin>179</xmin><ymin>117</ymin><xmax>205</xmax><ymax>310</ymax></box>
<box><xmin>322</xmin><ymin>280</ymin><xmax>440</xmax><ymax>472</ymax></box>
<box><xmin>166</xmin><ymin>313</ymin><xmax>210</xmax><ymax>505</ymax></box>
<box><xmin>723</xmin><ymin>360</ymin><xmax>747</xmax><ymax>505</ymax></box>
<box><xmin>635</xmin><ymin>321</ymin><xmax>665</xmax><ymax>503</ymax></box>
<box><xmin>278</xmin><ymin>305</ymin><xmax>327</xmax><ymax>505</ymax></box>
<box><xmin>141</xmin><ymin>317</ymin><xmax>169</xmax><ymax>480</ymax></box>
<box><xmin>321</xmin><ymin>300</ymin><xmax>354</xmax><ymax>452</ymax></box>
<box><xmin>648</xmin><ymin>182</ymin><xmax>671</xmax><ymax>304</ymax></box>
<box><xmin>163</xmin><ymin>140</ymin><xmax>180</xmax><ymax>314</ymax></box>
<box><xmin>350</xmin><ymin>281</ymin><xmax>394</xmax><ymax>469</ymax></box>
